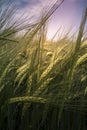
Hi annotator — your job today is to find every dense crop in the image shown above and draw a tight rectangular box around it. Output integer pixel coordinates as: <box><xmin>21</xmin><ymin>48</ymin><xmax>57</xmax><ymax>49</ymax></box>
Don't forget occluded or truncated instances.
<box><xmin>0</xmin><ymin>1</ymin><xmax>87</xmax><ymax>130</ymax></box>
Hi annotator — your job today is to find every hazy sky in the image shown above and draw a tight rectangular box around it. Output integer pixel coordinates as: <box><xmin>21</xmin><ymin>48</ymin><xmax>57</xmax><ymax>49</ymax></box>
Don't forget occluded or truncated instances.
<box><xmin>3</xmin><ymin>0</ymin><xmax>87</xmax><ymax>39</ymax></box>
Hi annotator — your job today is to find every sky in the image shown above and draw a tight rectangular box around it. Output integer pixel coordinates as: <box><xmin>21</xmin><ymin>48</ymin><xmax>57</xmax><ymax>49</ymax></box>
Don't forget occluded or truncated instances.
<box><xmin>2</xmin><ymin>0</ymin><xmax>87</xmax><ymax>39</ymax></box>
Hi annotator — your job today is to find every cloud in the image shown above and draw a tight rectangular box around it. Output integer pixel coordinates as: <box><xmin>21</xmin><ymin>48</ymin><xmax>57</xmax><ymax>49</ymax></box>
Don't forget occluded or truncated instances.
<box><xmin>14</xmin><ymin>0</ymin><xmax>62</xmax><ymax>22</ymax></box>
<box><xmin>15</xmin><ymin>0</ymin><xmax>40</xmax><ymax>9</ymax></box>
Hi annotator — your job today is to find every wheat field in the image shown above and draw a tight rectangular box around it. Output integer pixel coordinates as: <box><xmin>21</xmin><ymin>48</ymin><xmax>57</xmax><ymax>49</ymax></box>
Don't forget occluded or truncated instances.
<box><xmin>0</xmin><ymin>1</ymin><xmax>87</xmax><ymax>130</ymax></box>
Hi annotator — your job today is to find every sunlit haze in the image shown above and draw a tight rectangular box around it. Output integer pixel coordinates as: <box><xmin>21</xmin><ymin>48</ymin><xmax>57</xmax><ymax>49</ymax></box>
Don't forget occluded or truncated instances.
<box><xmin>3</xmin><ymin>0</ymin><xmax>87</xmax><ymax>39</ymax></box>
